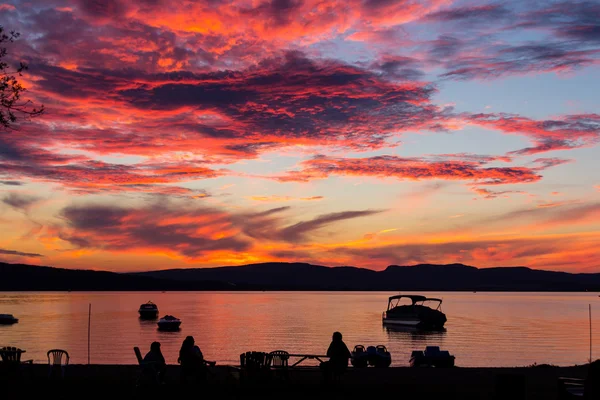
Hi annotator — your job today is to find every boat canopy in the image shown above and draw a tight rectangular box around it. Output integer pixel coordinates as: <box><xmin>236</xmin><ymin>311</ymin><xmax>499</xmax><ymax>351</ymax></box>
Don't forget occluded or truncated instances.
<box><xmin>387</xmin><ymin>295</ymin><xmax>443</xmax><ymax>309</ymax></box>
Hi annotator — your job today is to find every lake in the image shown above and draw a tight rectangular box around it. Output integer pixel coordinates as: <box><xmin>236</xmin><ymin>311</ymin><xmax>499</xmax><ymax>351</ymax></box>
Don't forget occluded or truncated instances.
<box><xmin>0</xmin><ymin>291</ymin><xmax>597</xmax><ymax>367</ymax></box>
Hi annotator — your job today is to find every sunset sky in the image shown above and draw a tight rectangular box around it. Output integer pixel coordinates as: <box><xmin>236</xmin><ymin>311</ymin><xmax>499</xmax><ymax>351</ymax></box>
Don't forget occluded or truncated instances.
<box><xmin>0</xmin><ymin>0</ymin><xmax>599</xmax><ymax>272</ymax></box>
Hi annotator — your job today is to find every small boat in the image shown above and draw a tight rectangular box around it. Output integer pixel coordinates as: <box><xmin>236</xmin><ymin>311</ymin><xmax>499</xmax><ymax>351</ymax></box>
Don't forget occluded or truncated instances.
<box><xmin>0</xmin><ymin>314</ymin><xmax>19</xmax><ymax>325</ymax></box>
<box><xmin>410</xmin><ymin>346</ymin><xmax>455</xmax><ymax>368</ymax></box>
<box><xmin>382</xmin><ymin>294</ymin><xmax>447</xmax><ymax>330</ymax></box>
<box><xmin>138</xmin><ymin>301</ymin><xmax>159</xmax><ymax>319</ymax></box>
<box><xmin>157</xmin><ymin>315</ymin><xmax>181</xmax><ymax>331</ymax></box>
<box><xmin>367</xmin><ymin>345</ymin><xmax>391</xmax><ymax>367</ymax></box>
<box><xmin>351</xmin><ymin>345</ymin><xmax>368</xmax><ymax>368</ymax></box>
<box><xmin>351</xmin><ymin>345</ymin><xmax>392</xmax><ymax>367</ymax></box>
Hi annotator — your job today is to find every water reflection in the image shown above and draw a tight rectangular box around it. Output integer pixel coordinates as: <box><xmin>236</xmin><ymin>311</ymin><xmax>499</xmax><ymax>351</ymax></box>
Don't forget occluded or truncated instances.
<box><xmin>0</xmin><ymin>291</ymin><xmax>597</xmax><ymax>366</ymax></box>
<box><xmin>384</xmin><ymin>325</ymin><xmax>447</xmax><ymax>344</ymax></box>
<box><xmin>138</xmin><ymin>318</ymin><xmax>157</xmax><ymax>327</ymax></box>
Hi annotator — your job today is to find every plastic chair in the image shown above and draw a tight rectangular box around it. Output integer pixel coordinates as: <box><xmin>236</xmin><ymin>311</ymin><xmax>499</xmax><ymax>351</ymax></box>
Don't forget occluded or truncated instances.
<box><xmin>47</xmin><ymin>349</ymin><xmax>69</xmax><ymax>379</ymax></box>
<box><xmin>270</xmin><ymin>350</ymin><xmax>289</xmax><ymax>380</ymax></box>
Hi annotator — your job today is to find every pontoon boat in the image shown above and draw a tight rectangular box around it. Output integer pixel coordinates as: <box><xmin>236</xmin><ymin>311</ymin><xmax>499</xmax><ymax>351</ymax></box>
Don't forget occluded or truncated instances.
<box><xmin>382</xmin><ymin>294</ymin><xmax>446</xmax><ymax>330</ymax></box>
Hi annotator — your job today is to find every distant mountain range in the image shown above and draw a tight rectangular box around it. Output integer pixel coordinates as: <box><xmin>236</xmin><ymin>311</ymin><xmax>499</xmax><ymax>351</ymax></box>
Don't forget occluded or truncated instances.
<box><xmin>0</xmin><ymin>262</ymin><xmax>234</xmax><ymax>291</ymax></box>
<box><xmin>2</xmin><ymin>261</ymin><xmax>600</xmax><ymax>291</ymax></box>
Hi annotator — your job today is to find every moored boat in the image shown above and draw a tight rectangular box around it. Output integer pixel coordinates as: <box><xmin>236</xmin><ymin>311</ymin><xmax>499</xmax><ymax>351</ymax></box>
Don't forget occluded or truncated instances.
<box><xmin>382</xmin><ymin>294</ymin><xmax>446</xmax><ymax>330</ymax></box>
<box><xmin>410</xmin><ymin>346</ymin><xmax>455</xmax><ymax>368</ymax></box>
<box><xmin>0</xmin><ymin>314</ymin><xmax>19</xmax><ymax>325</ymax></box>
<box><xmin>157</xmin><ymin>315</ymin><xmax>181</xmax><ymax>331</ymax></box>
<box><xmin>138</xmin><ymin>301</ymin><xmax>159</xmax><ymax>319</ymax></box>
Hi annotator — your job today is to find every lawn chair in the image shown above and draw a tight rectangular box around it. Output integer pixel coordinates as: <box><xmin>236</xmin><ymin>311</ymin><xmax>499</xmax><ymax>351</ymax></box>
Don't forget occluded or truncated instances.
<box><xmin>133</xmin><ymin>347</ymin><xmax>160</xmax><ymax>386</ymax></box>
<box><xmin>0</xmin><ymin>347</ymin><xmax>33</xmax><ymax>381</ymax></box>
<box><xmin>269</xmin><ymin>350</ymin><xmax>290</xmax><ymax>381</ymax></box>
<box><xmin>47</xmin><ymin>349</ymin><xmax>69</xmax><ymax>379</ymax></box>
<box><xmin>240</xmin><ymin>351</ymin><xmax>272</xmax><ymax>384</ymax></box>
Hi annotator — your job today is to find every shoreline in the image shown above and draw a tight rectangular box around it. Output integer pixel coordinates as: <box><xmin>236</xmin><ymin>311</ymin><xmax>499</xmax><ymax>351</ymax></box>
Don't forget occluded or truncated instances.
<box><xmin>3</xmin><ymin>289</ymin><xmax>600</xmax><ymax>292</ymax></box>
<box><xmin>2</xmin><ymin>363</ymin><xmax>591</xmax><ymax>399</ymax></box>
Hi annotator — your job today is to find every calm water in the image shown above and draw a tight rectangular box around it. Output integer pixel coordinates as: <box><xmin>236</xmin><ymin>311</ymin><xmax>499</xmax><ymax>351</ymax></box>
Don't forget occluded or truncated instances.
<box><xmin>0</xmin><ymin>291</ymin><xmax>598</xmax><ymax>367</ymax></box>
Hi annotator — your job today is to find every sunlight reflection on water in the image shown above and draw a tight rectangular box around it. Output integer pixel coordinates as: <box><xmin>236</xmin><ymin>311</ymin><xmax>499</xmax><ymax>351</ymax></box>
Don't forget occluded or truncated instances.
<box><xmin>0</xmin><ymin>291</ymin><xmax>597</xmax><ymax>366</ymax></box>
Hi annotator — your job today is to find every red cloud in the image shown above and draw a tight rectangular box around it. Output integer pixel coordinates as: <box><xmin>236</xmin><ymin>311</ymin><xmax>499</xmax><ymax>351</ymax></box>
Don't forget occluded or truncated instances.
<box><xmin>467</xmin><ymin>113</ymin><xmax>600</xmax><ymax>154</ymax></box>
<box><xmin>3</xmin><ymin>52</ymin><xmax>448</xmax><ymax>175</ymax></box>
<box><xmin>0</xmin><ymin>136</ymin><xmax>223</xmax><ymax>195</ymax></box>
<box><xmin>276</xmin><ymin>155</ymin><xmax>543</xmax><ymax>185</ymax></box>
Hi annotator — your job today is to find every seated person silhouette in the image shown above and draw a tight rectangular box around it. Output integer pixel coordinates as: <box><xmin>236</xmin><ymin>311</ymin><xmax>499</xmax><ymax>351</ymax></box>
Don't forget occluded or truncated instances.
<box><xmin>143</xmin><ymin>341</ymin><xmax>166</xmax><ymax>383</ymax></box>
<box><xmin>178</xmin><ymin>336</ymin><xmax>214</xmax><ymax>383</ymax></box>
<box><xmin>320</xmin><ymin>331</ymin><xmax>351</xmax><ymax>383</ymax></box>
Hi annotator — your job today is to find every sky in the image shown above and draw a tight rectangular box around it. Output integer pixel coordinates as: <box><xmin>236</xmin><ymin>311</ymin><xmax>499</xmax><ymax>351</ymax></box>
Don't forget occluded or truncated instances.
<box><xmin>0</xmin><ymin>0</ymin><xmax>599</xmax><ymax>273</ymax></box>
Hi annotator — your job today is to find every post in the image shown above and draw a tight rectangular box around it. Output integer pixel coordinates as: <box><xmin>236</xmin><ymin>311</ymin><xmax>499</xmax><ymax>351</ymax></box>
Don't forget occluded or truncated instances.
<box><xmin>590</xmin><ymin>304</ymin><xmax>592</xmax><ymax>363</ymax></box>
<box><xmin>88</xmin><ymin>303</ymin><xmax>91</xmax><ymax>365</ymax></box>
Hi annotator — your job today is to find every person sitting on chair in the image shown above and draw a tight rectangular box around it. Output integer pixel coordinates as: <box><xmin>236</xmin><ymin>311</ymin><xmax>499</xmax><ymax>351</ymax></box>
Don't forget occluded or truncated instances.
<box><xmin>320</xmin><ymin>331</ymin><xmax>351</xmax><ymax>383</ymax></box>
<box><xmin>178</xmin><ymin>336</ymin><xmax>214</xmax><ymax>383</ymax></box>
<box><xmin>143</xmin><ymin>341</ymin><xmax>166</xmax><ymax>383</ymax></box>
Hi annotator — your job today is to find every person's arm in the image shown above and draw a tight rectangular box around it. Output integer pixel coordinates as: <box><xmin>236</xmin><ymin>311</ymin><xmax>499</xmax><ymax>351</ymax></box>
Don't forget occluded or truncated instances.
<box><xmin>326</xmin><ymin>343</ymin><xmax>334</xmax><ymax>357</ymax></box>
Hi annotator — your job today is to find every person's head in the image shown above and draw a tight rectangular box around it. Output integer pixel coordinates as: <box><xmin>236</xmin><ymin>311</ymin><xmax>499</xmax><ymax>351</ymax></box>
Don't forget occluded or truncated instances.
<box><xmin>150</xmin><ymin>341</ymin><xmax>161</xmax><ymax>353</ymax></box>
<box><xmin>182</xmin><ymin>336</ymin><xmax>195</xmax><ymax>348</ymax></box>
<box><xmin>332</xmin><ymin>331</ymin><xmax>342</xmax><ymax>341</ymax></box>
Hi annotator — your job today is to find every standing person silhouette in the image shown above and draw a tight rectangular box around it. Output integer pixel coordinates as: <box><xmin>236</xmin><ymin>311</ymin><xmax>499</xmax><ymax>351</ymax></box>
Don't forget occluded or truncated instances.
<box><xmin>320</xmin><ymin>331</ymin><xmax>351</xmax><ymax>383</ymax></box>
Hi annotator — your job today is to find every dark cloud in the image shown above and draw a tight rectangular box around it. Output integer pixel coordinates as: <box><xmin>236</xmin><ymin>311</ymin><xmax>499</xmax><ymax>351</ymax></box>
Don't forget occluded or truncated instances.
<box><xmin>429</xmin><ymin>36</ymin><xmax>464</xmax><ymax>60</ymax></box>
<box><xmin>279</xmin><ymin>210</ymin><xmax>384</xmax><ymax>242</ymax></box>
<box><xmin>440</xmin><ymin>43</ymin><xmax>597</xmax><ymax>80</ymax></box>
<box><xmin>424</xmin><ymin>4</ymin><xmax>511</xmax><ymax>23</ymax></box>
<box><xmin>0</xmin><ymin>248</ymin><xmax>43</xmax><ymax>258</ymax></box>
<box><xmin>74</xmin><ymin>0</ymin><xmax>132</xmax><ymax>22</ymax></box>
<box><xmin>561</xmin><ymin>25</ymin><xmax>600</xmax><ymax>42</ymax></box>
<box><xmin>59</xmin><ymin>203</ymin><xmax>251</xmax><ymax>257</ymax></box>
<box><xmin>56</xmin><ymin>202</ymin><xmax>383</xmax><ymax>257</ymax></box>
<box><xmin>370</xmin><ymin>55</ymin><xmax>425</xmax><ymax>81</ymax></box>
<box><xmin>2</xmin><ymin>193</ymin><xmax>42</xmax><ymax>210</ymax></box>
<box><xmin>467</xmin><ymin>113</ymin><xmax>600</xmax><ymax>154</ymax></box>
<box><xmin>112</xmin><ymin>52</ymin><xmax>440</xmax><ymax>150</ymax></box>
<box><xmin>518</xmin><ymin>1</ymin><xmax>600</xmax><ymax>43</ymax></box>
<box><xmin>0</xmin><ymin>181</ymin><xmax>24</xmax><ymax>186</ymax></box>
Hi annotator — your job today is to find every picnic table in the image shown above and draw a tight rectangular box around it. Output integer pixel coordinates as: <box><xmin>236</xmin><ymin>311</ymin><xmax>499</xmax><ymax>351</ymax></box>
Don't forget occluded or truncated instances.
<box><xmin>287</xmin><ymin>354</ymin><xmax>329</xmax><ymax>367</ymax></box>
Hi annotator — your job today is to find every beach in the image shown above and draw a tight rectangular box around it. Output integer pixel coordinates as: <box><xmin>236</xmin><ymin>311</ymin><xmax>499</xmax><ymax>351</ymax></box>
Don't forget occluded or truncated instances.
<box><xmin>0</xmin><ymin>363</ymin><xmax>589</xmax><ymax>399</ymax></box>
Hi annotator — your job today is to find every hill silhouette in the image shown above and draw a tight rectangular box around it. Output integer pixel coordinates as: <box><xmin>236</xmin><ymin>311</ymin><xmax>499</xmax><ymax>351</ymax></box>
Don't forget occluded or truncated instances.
<box><xmin>134</xmin><ymin>262</ymin><xmax>600</xmax><ymax>291</ymax></box>
<box><xmin>0</xmin><ymin>262</ymin><xmax>234</xmax><ymax>291</ymax></box>
<box><xmin>2</xmin><ymin>261</ymin><xmax>600</xmax><ymax>291</ymax></box>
